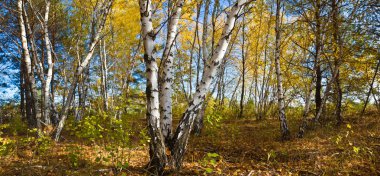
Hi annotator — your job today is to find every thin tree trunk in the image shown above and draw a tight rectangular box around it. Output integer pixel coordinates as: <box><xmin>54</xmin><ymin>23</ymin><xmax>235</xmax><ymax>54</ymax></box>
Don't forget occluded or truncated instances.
<box><xmin>55</xmin><ymin>0</ymin><xmax>113</xmax><ymax>141</ymax></box>
<box><xmin>298</xmin><ymin>57</ymin><xmax>318</xmax><ymax>137</ymax></box>
<box><xmin>189</xmin><ymin>1</ymin><xmax>201</xmax><ymax>98</ymax></box>
<box><xmin>20</xmin><ymin>61</ymin><xmax>25</xmax><ymax>120</ymax></box>
<box><xmin>26</xmin><ymin>85</ymin><xmax>34</xmax><ymax>125</ymax></box>
<box><xmin>239</xmin><ymin>16</ymin><xmax>246</xmax><ymax>119</ymax></box>
<box><xmin>315</xmin><ymin>0</ymin><xmax>322</xmax><ymax>116</ymax></box>
<box><xmin>331</xmin><ymin>0</ymin><xmax>343</xmax><ymax>125</ymax></box>
<box><xmin>193</xmin><ymin>0</ymin><xmax>211</xmax><ymax>134</ymax></box>
<box><xmin>100</xmin><ymin>40</ymin><xmax>109</xmax><ymax>111</ymax></box>
<box><xmin>274</xmin><ymin>0</ymin><xmax>290</xmax><ymax>139</ymax></box>
<box><xmin>314</xmin><ymin>64</ymin><xmax>339</xmax><ymax>122</ymax></box>
<box><xmin>361</xmin><ymin>58</ymin><xmax>380</xmax><ymax>116</ymax></box>
<box><xmin>229</xmin><ymin>75</ymin><xmax>241</xmax><ymax>108</ymax></box>
<box><xmin>43</xmin><ymin>0</ymin><xmax>53</xmax><ymax>125</ymax></box>
<box><xmin>258</xmin><ymin>3</ymin><xmax>273</xmax><ymax>120</ymax></box>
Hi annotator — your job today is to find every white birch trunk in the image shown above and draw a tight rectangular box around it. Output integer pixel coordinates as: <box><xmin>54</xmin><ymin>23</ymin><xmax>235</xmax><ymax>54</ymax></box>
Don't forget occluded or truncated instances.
<box><xmin>17</xmin><ymin>0</ymin><xmax>42</xmax><ymax>132</ymax></box>
<box><xmin>201</xmin><ymin>0</ymin><xmax>210</xmax><ymax>61</ymax></box>
<box><xmin>100</xmin><ymin>40</ymin><xmax>108</xmax><ymax>110</ymax></box>
<box><xmin>159</xmin><ymin>0</ymin><xmax>184</xmax><ymax>143</ymax></box>
<box><xmin>274</xmin><ymin>0</ymin><xmax>290</xmax><ymax>139</ymax></box>
<box><xmin>193</xmin><ymin>0</ymin><xmax>211</xmax><ymax>134</ymax></box>
<box><xmin>170</xmin><ymin>0</ymin><xmax>251</xmax><ymax>169</ymax></box>
<box><xmin>43</xmin><ymin>0</ymin><xmax>53</xmax><ymax>125</ymax></box>
<box><xmin>139</xmin><ymin>0</ymin><xmax>167</xmax><ymax>173</ymax></box>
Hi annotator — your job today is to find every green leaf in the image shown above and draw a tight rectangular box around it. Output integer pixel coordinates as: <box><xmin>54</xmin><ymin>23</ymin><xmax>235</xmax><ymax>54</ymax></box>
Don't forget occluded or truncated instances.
<box><xmin>103</xmin><ymin>157</ymin><xmax>110</xmax><ymax>162</ymax></box>
<box><xmin>210</xmin><ymin>159</ymin><xmax>216</xmax><ymax>166</ymax></box>
<box><xmin>123</xmin><ymin>162</ymin><xmax>129</xmax><ymax>169</ymax></box>
<box><xmin>353</xmin><ymin>146</ymin><xmax>360</xmax><ymax>154</ymax></box>
<box><xmin>207</xmin><ymin>153</ymin><xmax>219</xmax><ymax>158</ymax></box>
<box><xmin>205</xmin><ymin>168</ymin><xmax>213</xmax><ymax>173</ymax></box>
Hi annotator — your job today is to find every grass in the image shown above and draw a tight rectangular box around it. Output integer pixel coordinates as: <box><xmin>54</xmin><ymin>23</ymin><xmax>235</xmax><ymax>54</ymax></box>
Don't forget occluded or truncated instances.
<box><xmin>0</xmin><ymin>113</ymin><xmax>379</xmax><ymax>175</ymax></box>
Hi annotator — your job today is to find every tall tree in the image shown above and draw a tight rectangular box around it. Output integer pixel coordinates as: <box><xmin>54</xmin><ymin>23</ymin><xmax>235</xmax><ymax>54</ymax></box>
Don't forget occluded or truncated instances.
<box><xmin>55</xmin><ymin>0</ymin><xmax>114</xmax><ymax>141</ymax></box>
<box><xmin>239</xmin><ymin>14</ymin><xmax>246</xmax><ymax>118</ymax></box>
<box><xmin>139</xmin><ymin>0</ymin><xmax>167</xmax><ymax>173</ymax></box>
<box><xmin>42</xmin><ymin>0</ymin><xmax>54</xmax><ymax>125</ymax></box>
<box><xmin>17</xmin><ymin>0</ymin><xmax>41</xmax><ymax>133</ymax></box>
<box><xmin>169</xmin><ymin>0</ymin><xmax>253</xmax><ymax>169</ymax></box>
<box><xmin>159</xmin><ymin>0</ymin><xmax>184</xmax><ymax>144</ymax></box>
<box><xmin>331</xmin><ymin>0</ymin><xmax>343</xmax><ymax>124</ymax></box>
<box><xmin>274</xmin><ymin>0</ymin><xmax>290</xmax><ymax>139</ymax></box>
<box><xmin>139</xmin><ymin>0</ymin><xmax>253</xmax><ymax>173</ymax></box>
<box><xmin>314</xmin><ymin>0</ymin><xmax>323</xmax><ymax>116</ymax></box>
<box><xmin>193</xmin><ymin>0</ymin><xmax>212</xmax><ymax>135</ymax></box>
<box><xmin>361</xmin><ymin>59</ymin><xmax>380</xmax><ymax>116</ymax></box>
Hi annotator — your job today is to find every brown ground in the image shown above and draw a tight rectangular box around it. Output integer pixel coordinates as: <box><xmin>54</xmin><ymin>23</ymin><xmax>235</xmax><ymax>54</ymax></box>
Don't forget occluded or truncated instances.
<box><xmin>0</xmin><ymin>114</ymin><xmax>379</xmax><ymax>176</ymax></box>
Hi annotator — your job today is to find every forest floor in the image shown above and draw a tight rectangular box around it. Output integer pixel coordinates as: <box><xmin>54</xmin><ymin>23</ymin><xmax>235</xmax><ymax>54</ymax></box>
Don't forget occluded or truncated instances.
<box><xmin>0</xmin><ymin>113</ymin><xmax>379</xmax><ymax>175</ymax></box>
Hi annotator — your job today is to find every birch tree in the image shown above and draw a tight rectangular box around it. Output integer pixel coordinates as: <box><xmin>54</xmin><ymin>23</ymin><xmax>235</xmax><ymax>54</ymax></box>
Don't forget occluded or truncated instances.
<box><xmin>17</xmin><ymin>0</ymin><xmax>42</xmax><ymax>132</ymax></box>
<box><xmin>159</xmin><ymin>0</ymin><xmax>184</xmax><ymax>144</ymax></box>
<box><xmin>193</xmin><ymin>0</ymin><xmax>211</xmax><ymax>135</ymax></box>
<box><xmin>139</xmin><ymin>0</ymin><xmax>167</xmax><ymax>172</ymax></box>
<box><xmin>274</xmin><ymin>0</ymin><xmax>290</xmax><ymax>139</ymax></box>
<box><xmin>139</xmin><ymin>0</ymin><xmax>253</xmax><ymax>173</ymax></box>
<box><xmin>100</xmin><ymin>40</ymin><xmax>109</xmax><ymax>111</ymax></box>
<box><xmin>169</xmin><ymin>0</ymin><xmax>253</xmax><ymax>169</ymax></box>
<box><xmin>55</xmin><ymin>0</ymin><xmax>114</xmax><ymax>141</ymax></box>
<box><xmin>42</xmin><ymin>0</ymin><xmax>54</xmax><ymax>125</ymax></box>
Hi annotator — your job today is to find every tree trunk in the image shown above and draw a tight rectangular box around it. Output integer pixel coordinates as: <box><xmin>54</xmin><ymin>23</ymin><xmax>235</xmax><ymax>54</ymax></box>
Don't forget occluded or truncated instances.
<box><xmin>239</xmin><ymin>15</ymin><xmax>246</xmax><ymax>119</ymax></box>
<box><xmin>139</xmin><ymin>0</ymin><xmax>167</xmax><ymax>174</ymax></box>
<box><xmin>315</xmin><ymin>0</ymin><xmax>322</xmax><ymax>116</ymax></box>
<box><xmin>314</xmin><ymin>65</ymin><xmax>339</xmax><ymax>122</ymax></box>
<box><xmin>335</xmin><ymin>70</ymin><xmax>342</xmax><ymax>124</ymax></box>
<box><xmin>159</xmin><ymin>0</ymin><xmax>184</xmax><ymax>144</ymax></box>
<box><xmin>100</xmin><ymin>40</ymin><xmax>109</xmax><ymax>111</ymax></box>
<box><xmin>17</xmin><ymin>0</ymin><xmax>41</xmax><ymax>133</ymax></box>
<box><xmin>192</xmin><ymin>0</ymin><xmax>212</xmax><ymax>134</ymax></box>
<box><xmin>55</xmin><ymin>0</ymin><xmax>113</xmax><ymax>141</ymax></box>
<box><xmin>331</xmin><ymin>0</ymin><xmax>343</xmax><ymax>125</ymax></box>
<box><xmin>43</xmin><ymin>0</ymin><xmax>53</xmax><ymax>125</ymax></box>
<box><xmin>189</xmin><ymin>1</ymin><xmax>202</xmax><ymax>98</ymax></box>
<box><xmin>229</xmin><ymin>75</ymin><xmax>241</xmax><ymax>108</ymax></box>
<box><xmin>361</xmin><ymin>58</ymin><xmax>380</xmax><ymax>116</ymax></box>
<box><xmin>20</xmin><ymin>61</ymin><xmax>25</xmax><ymax>120</ymax></box>
<box><xmin>298</xmin><ymin>77</ymin><xmax>315</xmax><ymax>138</ymax></box>
<box><xmin>170</xmin><ymin>0</ymin><xmax>251</xmax><ymax>170</ymax></box>
<box><xmin>274</xmin><ymin>0</ymin><xmax>290</xmax><ymax>140</ymax></box>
